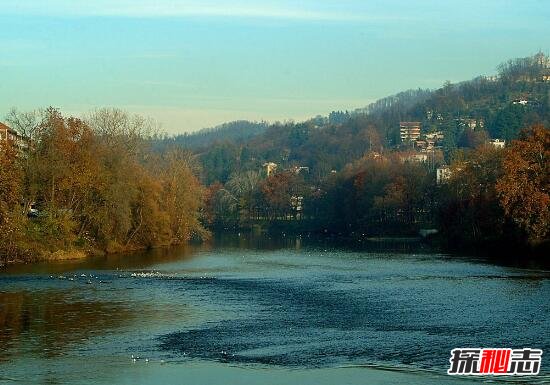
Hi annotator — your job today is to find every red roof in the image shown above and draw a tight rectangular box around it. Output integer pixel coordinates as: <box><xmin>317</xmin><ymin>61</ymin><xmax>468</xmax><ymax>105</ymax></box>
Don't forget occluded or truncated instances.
<box><xmin>0</xmin><ymin>122</ymin><xmax>11</xmax><ymax>130</ymax></box>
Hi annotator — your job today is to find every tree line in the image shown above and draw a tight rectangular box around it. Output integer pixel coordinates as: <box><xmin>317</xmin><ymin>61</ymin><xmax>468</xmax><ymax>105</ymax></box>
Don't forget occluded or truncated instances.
<box><xmin>0</xmin><ymin>108</ymin><xmax>206</xmax><ymax>264</ymax></box>
<box><xmin>1</xmin><ymin>111</ymin><xmax>548</xmax><ymax>262</ymax></box>
<box><xmin>201</xmin><ymin>125</ymin><xmax>549</xmax><ymax>252</ymax></box>
<box><xmin>1</xmin><ymin>53</ymin><xmax>549</xmax><ymax>263</ymax></box>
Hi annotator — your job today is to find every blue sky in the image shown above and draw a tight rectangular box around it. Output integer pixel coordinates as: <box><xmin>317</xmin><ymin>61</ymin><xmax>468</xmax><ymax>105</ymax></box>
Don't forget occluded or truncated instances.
<box><xmin>1</xmin><ymin>1</ymin><xmax>549</xmax><ymax>133</ymax></box>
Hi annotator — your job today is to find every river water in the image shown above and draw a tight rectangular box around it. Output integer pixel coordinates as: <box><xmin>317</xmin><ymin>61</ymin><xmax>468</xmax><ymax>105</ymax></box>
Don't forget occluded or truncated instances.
<box><xmin>1</xmin><ymin>234</ymin><xmax>549</xmax><ymax>384</ymax></box>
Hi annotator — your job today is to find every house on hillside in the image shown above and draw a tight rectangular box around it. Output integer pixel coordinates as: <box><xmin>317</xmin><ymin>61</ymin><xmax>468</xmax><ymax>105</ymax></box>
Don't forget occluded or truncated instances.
<box><xmin>436</xmin><ymin>166</ymin><xmax>452</xmax><ymax>184</ymax></box>
<box><xmin>414</xmin><ymin>139</ymin><xmax>436</xmax><ymax>153</ymax></box>
<box><xmin>489</xmin><ymin>139</ymin><xmax>506</xmax><ymax>148</ymax></box>
<box><xmin>399</xmin><ymin>152</ymin><xmax>428</xmax><ymax>163</ymax></box>
<box><xmin>456</xmin><ymin>118</ymin><xmax>484</xmax><ymax>130</ymax></box>
<box><xmin>483</xmin><ymin>75</ymin><xmax>499</xmax><ymax>82</ymax></box>
<box><xmin>0</xmin><ymin>122</ymin><xmax>27</xmax><ymax>149</ymax></box>
<box><xmin>290</xmin><ymin>195</ymin><xmax>304</xmax><ymax>215</ymax></box>
<box><xmin>400</xmin><ymin>122</ymin><xmax>421</xmax><ymax>143</ymax></box>
<box><xmin>263</xmin><ymin>162</ymin><xmax>278</xmax><ymax>177</ymax></box>
<box><xmin>425</xmin><ymin>131</ymin><xmax>444</xmax><ymax>141</ymax></box>
<box><xmin>291</xmin><ymin>166</ymin><xmax>310</xmax><ymax>175</ymax></box>
<box><xmin>512</xmin><ymin>99</ymin><xmax>529</xmax><ymax>106</ymax></box>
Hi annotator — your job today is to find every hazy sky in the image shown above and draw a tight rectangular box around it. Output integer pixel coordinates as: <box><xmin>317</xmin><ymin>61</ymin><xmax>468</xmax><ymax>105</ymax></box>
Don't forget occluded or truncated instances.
<box><xmin>1</xmin><ymin>1</ymin><xmax>549</xmax><ymax>133</ymax></box>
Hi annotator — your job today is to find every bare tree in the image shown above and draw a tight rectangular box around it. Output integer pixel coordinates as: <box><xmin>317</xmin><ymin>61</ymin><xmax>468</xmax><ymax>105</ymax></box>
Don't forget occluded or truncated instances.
<box><xmin>5</xmin><ymin>108</ymin><xmax>45</xmax><ymax>141</ymax></box>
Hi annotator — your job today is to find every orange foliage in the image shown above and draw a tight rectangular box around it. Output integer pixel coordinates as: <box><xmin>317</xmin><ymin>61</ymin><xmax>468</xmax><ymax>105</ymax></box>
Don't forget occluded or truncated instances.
<box><xmin>497</xmin><ymin>125</ymin><xmax>550</xmax><ymax>243</ymax></box>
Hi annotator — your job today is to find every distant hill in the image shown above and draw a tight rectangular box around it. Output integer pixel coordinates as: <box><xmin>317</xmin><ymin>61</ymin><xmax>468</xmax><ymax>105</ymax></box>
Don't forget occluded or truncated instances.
<box><xmin>162</xmin><ymin>52</ymin><xmax>550</xmax><ymax>184</ymax></box>
<box><xmin>157</xmin><ymin>120</ymin><xmax>269</xmax><ymax>150</ymax></box>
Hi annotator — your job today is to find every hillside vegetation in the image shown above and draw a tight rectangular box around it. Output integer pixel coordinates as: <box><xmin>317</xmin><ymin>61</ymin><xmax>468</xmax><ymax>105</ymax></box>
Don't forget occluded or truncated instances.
<box><xmin>186</xmin><ymin>53</ymin><xmax>549</xmax><ymax>253</ymax></box>
<box><xmin>190</xmin><ymin>53</ymin><xmax>549</xmax><ymax>184</ymax></box>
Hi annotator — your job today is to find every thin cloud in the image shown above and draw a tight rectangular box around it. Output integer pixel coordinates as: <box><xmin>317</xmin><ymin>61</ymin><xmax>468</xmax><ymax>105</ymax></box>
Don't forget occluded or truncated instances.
<box><xmin>1</xmin><ymin>0</ymin><xmax>413</xmax><ymax>22</ymax></box>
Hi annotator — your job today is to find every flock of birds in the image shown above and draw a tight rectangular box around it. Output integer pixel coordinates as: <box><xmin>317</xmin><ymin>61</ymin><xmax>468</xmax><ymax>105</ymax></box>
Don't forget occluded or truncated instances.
<box><xmin>50</xmin><ymin>273</ymin><xmax>106</xmax><ymax>284</ymax></box>
<box><xmin>129</xmin><ymin>351</ymin><xmax>233</xmax><ymax>365</ymax></box>
<box><xmin>131</xmin><ymin>354</ymin><xmax>152</xmax><ymax>363</ymax></box>
<box><xmin>47</xmin><ymin>269</ymin><xmax>232</xmax><ymax>366</ymax></box>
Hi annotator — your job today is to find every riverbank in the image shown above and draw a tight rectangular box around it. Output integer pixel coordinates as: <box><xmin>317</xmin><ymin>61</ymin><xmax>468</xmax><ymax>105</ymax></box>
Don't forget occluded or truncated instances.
<box><xmin>211</xmin><ymin>225</ymin><xmax>550</xmax><ymax>267</ymax></box>
<box><xmin>0</xmin><ymin>241</ymin><xmax>193</xmax><ymax>268</ymax></box>
<box><xmin>3</xmin><ymin>228</ymin><xmax>548</xmax><ymax>270</ymax></box>
<box><xmin>0</xmin><ymin>248</ymin><xmax>89</xmax><ymax>267</ymax></box>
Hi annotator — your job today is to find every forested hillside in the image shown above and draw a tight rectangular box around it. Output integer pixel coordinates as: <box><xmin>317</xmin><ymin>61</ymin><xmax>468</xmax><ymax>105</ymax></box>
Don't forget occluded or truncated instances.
<box><xmin>184</xmin><ymin>53</ymin><xmax>549</xmax><ymax>252</ymax></box>
<box><xmin>157</xmin><ymin>120</ymin><xmax>269</xmax><ymax>151</ymax></box>
<box><xmin>188</xmin><ymin>53</ymin><xmax>549</xmax><ymax>185</ymax></box>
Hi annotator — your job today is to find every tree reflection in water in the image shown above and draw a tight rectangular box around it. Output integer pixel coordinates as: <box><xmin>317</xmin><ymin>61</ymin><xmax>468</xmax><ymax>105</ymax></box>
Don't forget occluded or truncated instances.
<box><xmin>0</xmin><ymin>291</ymin><xmax>133</xmax><ymax>360</ymax></box>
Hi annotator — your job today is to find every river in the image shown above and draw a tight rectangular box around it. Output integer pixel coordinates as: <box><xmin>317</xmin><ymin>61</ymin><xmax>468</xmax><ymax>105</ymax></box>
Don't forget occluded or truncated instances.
<box><xmin>1</xmin><ymin>234</ymin><xmax>549</xmax><ymax>384</ymax></box>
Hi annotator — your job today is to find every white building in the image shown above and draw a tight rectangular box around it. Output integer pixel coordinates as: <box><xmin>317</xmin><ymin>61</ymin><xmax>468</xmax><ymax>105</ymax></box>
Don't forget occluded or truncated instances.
<box><xmin>0</xmin><ymin>122</ymin><xmax>28</xmax><ymax>150</ymax></box>
<box><xmin>291</xmin><ymin>166</ymin><xmax>310</xmax><ymax>175</ymax></box>
<box><xmin>512</xmin><ymin>99</ymin><xmax>529</xmax><ymax>106</ymax></box>
<box><xmin>489</xmin><ymin>139</ymin><xmax>506</xmax><ymax>148</ymax></box>
<box><xmin>456</xmin><ymin>118</ymin><xmax>483</xmax><ymax>130</ymax></box>
<box><xmin>436</xmin><ymin>166</ymin><xmax>452</xmax><ymax>184</ymax></box>
<box><xmin>425</xmin><ymin>131</ymin><xmax>444</xmax><ymax>141</ymax></box>
<box><xmin>263</xmin><ymin>162</ymin><xmax>278</xmax><ymax>177</ymax></box>
<box><xmin>400</xmin><ymin>153</ymin><xmax>428</xmax><ymax>163</ymax></box>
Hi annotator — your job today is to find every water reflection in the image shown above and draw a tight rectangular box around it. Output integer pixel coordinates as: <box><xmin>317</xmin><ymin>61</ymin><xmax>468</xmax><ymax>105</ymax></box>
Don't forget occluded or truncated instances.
<box><xmin>1</xmin><ymin>244</ymin><xmax>202</xmax><ymax>275</ymax></box>
<box><xmin>0</xmin><ymin>290</ymin><xmax>133</xmax><ymax>360</ymax></box>
<box><xmin>0</xmin><ymin>233</ymin><xmax>548</xmax><ymax>385</ymax></box>
<box><xmin>211</xmin><ymin>232</ymin><xmax>433</xmax><ymax>254</ymax></box>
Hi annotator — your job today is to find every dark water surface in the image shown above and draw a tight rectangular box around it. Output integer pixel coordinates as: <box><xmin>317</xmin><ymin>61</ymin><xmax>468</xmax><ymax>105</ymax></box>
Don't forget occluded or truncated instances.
<box><xmin>1</xmin><ymin>234</ymin><xmax>549</xmax><ymax>384</ymax></box>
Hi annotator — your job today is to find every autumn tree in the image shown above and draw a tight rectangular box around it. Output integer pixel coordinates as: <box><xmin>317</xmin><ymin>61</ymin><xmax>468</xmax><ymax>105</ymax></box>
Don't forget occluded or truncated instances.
<box><xmin>155</xmin><ymin>148</ymin><xmax>207</xmax><ymax>243</ymax></box>
<box><xmin>372</xmin><ymin>162</ymin><xmax>433</xmax><ymax>230</ymax></box>
<box><xmin>438</xmin><ymin>145</ymin><xmax>505</xmax><ymax>245</ymax></box>
<box><xmin>221</xmin><ymin>171</ymin><xmax>261</xmax><ymax>224</ymax></box>
<box><xmin>202</xmin><ymin>182</ymin><xmax>224</xmax><ymax>226</ymax></box>
<box><xmin>359</xmin><ymin>125</ymin><xmax>383</xmax><ymax>153</ymax></box>
<box><xmin>2</xmin><ymin>108</ymin><xmax>207</xmax><ymax>259</ymax></box>
<box><xmin>261</xmin><ymin>171</ymin><xmax>306</xmax><ymax>220</ymax></box>
<box><xmin>0</xmin><ymin>141</ymin><xmax>24</xmax><ymax>261</ymax></box>
<box><xmin>496</xmin><ymin>125</ymin><xmax>550</xmax><ymax>244</ymax></box>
